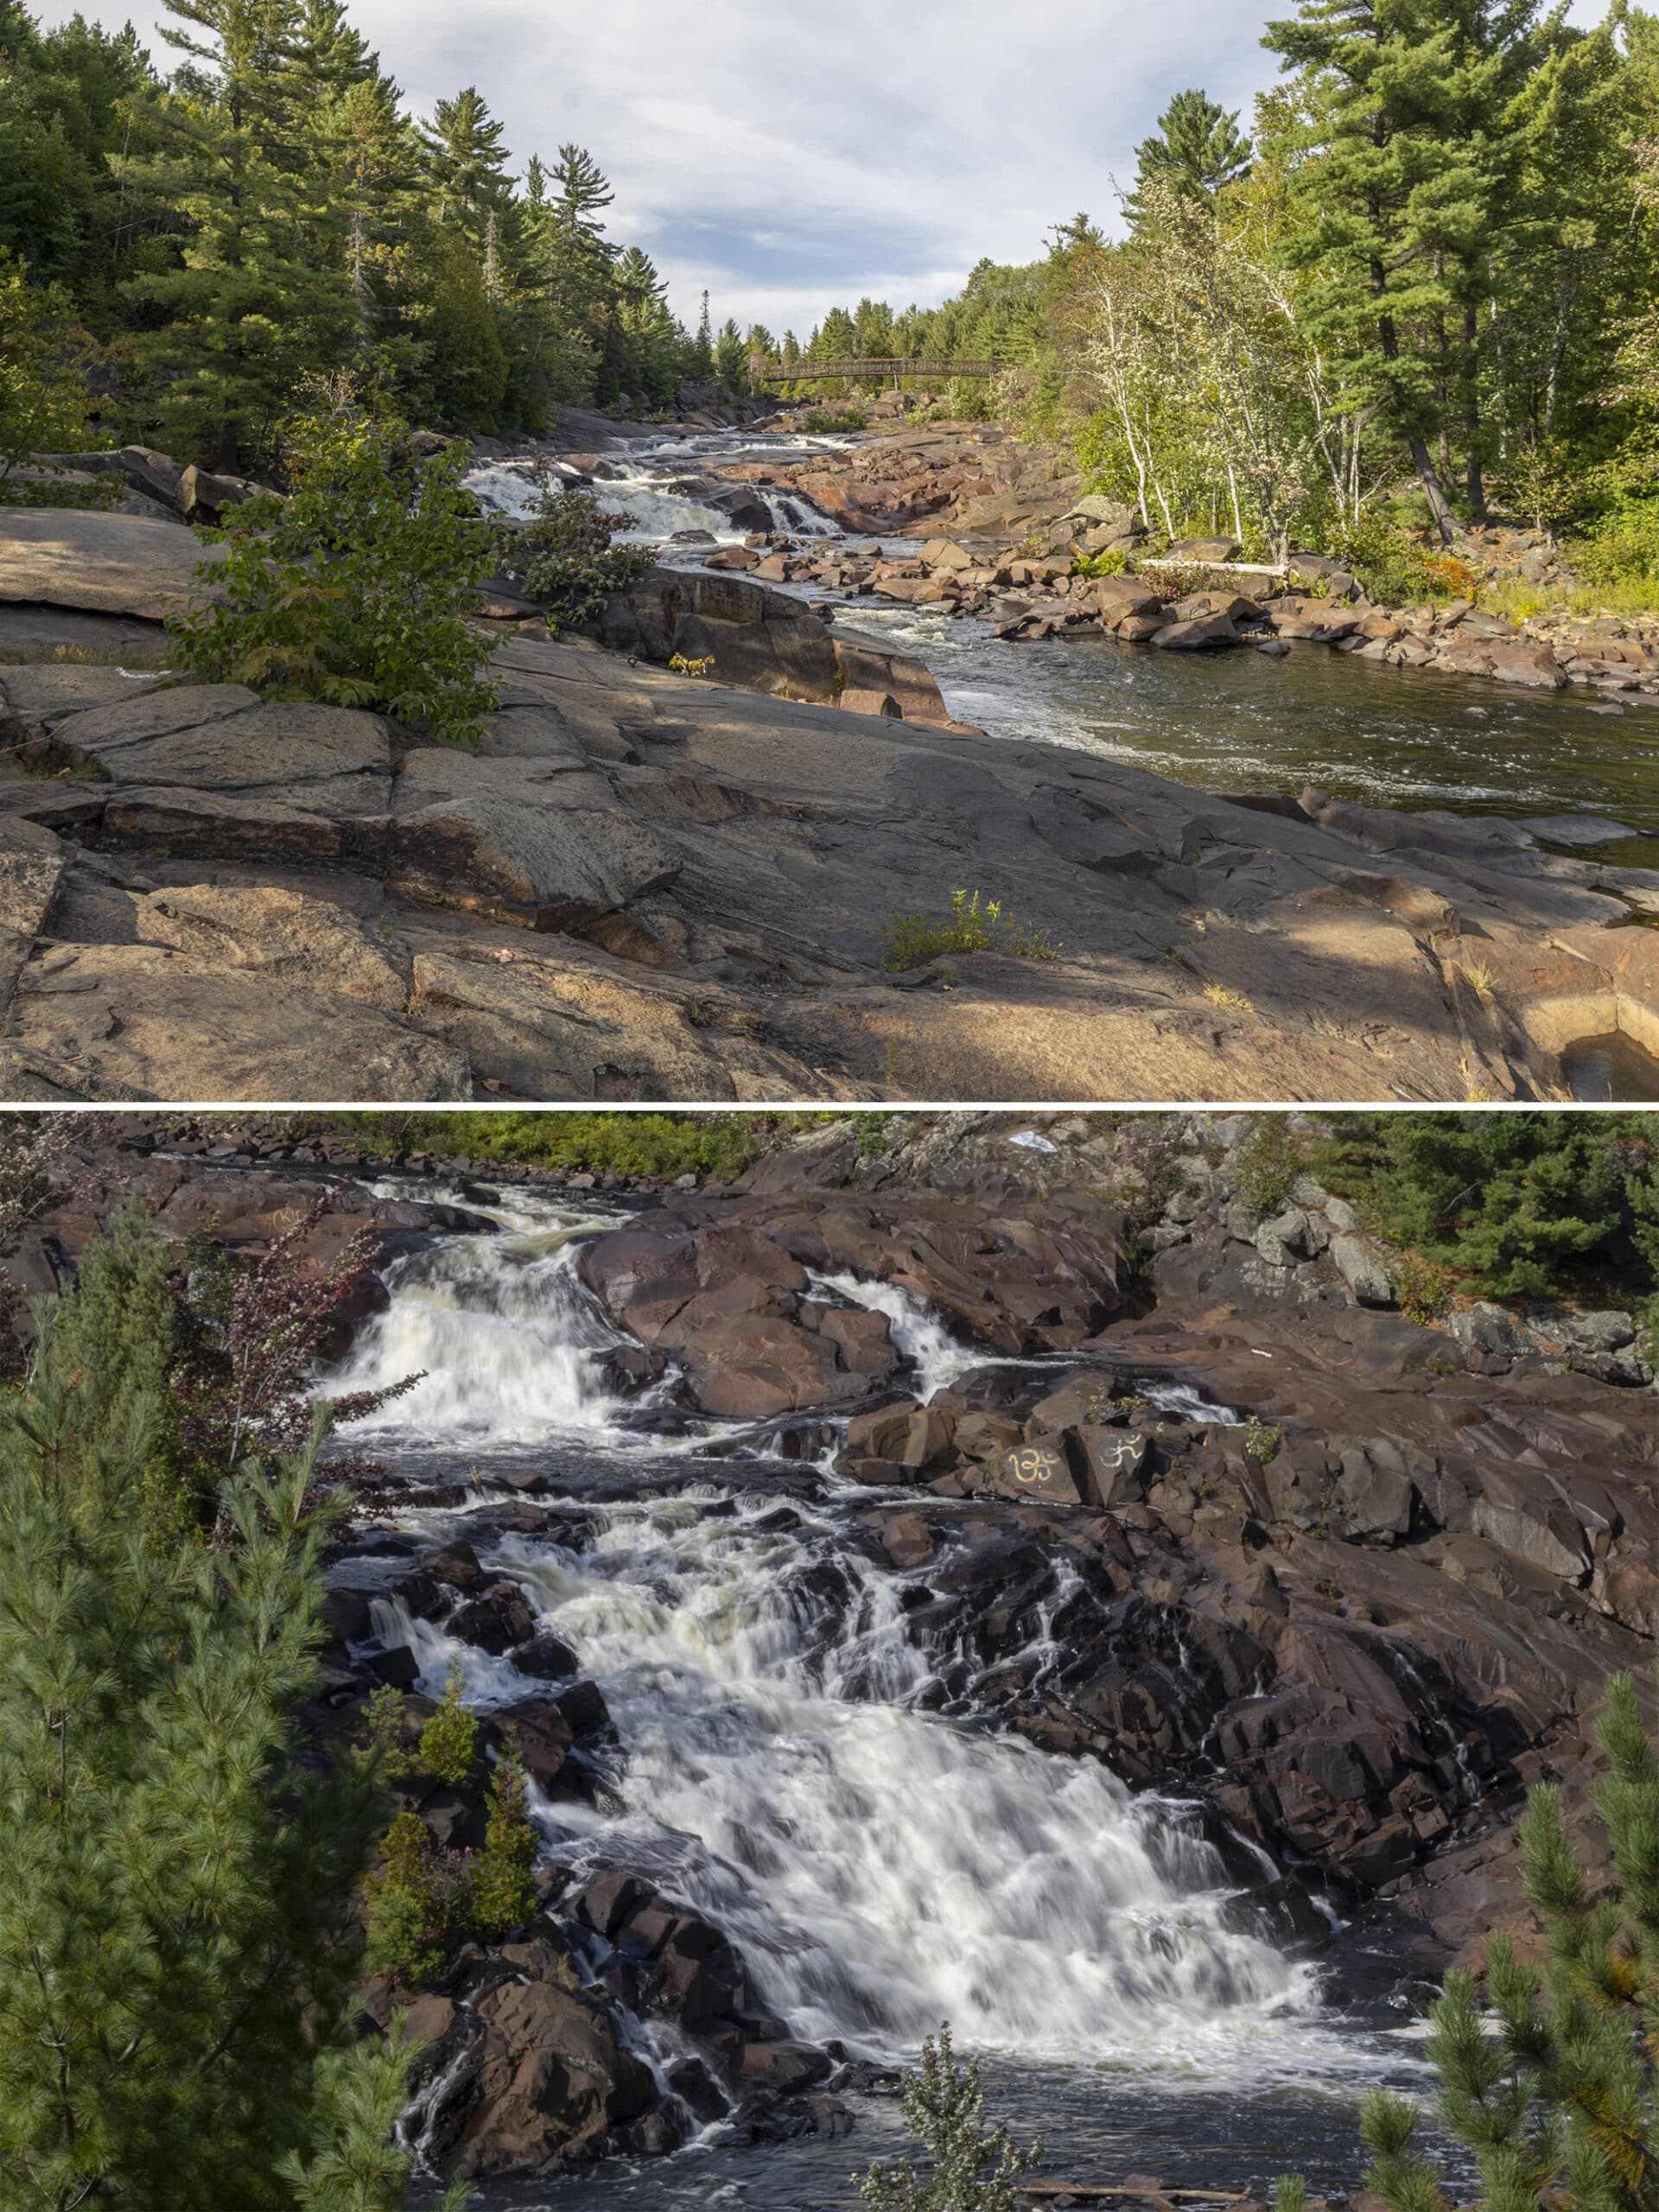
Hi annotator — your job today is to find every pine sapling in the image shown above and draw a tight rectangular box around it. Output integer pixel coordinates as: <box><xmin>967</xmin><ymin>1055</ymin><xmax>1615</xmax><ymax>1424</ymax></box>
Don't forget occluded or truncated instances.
<box><xmin>469</xmin><ymin>1743</ymin><xmax>537</xmax><ymax>1942</ymax></box>
<box><xmin>856</xmin><ymin>2024</ymin><xmax>1042</xmax><ymax>2212</ymax></box>
<box><xmin>1279</xmin><ymin>1666</ymin><xmax>1659</xmax><ymax>2212</ymax></box>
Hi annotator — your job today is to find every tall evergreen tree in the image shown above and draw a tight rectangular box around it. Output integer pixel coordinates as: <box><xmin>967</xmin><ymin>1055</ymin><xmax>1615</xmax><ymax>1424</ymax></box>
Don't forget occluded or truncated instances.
<box><xmin>1129</xmin><ymin>87</ymin><xmax>1253</xmax><ymax>213</ymax></box>
<box><xmin>1262</xmin><ymin>0</ymin><xmax>1556</xmax><ymax>537</ymax></box>
<box><xmin>418</xmin><ymin>84</ymin><xmax>510</xmax><ymax>243</ymax></box>
<box><xmin>112</xmin><ymin>0</ymin><xmax>357</xmax><ymax>466</ymax></box>
<box><xmin>0</xmin><ymin>1300</ymin><xmax>437</xmax><ymax>2212</ymax></box>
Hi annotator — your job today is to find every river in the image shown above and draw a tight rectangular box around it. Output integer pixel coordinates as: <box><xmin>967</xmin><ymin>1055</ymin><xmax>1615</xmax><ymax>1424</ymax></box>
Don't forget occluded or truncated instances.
<box><xmin>467</xmin><ymin>431</ymin><xmax>1659</xmax><ymax>851</ymax></box>
<box><xmin>325</xmin><ymin>1176</ymin><xmax>1448</xmax><ymax>2210</ymax></box>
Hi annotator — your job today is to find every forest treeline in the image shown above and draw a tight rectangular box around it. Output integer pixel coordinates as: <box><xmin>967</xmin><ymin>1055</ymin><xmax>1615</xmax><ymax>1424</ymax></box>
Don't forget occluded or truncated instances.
<box><xmin>785</xmin><ymin>3</ymin><xmax>1659</xmax><ymax>577</ymax></box>
<box><xmin>7</xmin><ymin>0</ymin><xmax>1659</xmax><ymax>576</ymax></box>
<box><xmin>0</xmin><ymin>0</ymin><xmax>760</xmax><ymax>467</ymax></box>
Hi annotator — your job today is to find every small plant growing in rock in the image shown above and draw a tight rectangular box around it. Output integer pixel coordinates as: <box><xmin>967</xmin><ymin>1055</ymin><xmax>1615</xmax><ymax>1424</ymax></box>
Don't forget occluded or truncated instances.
<box><xmin>1202</xmin><ymin>982</ymin><xmax>1255</xmax><ymax>1014</ymax></box>
<box><xmin>1071</xmin><ymin>548</ymin><xmax>1129</xmax><ymax>577</ymax></box>
<box><xmin>505</xmin><ymin>461</ymin><xmax>654</xmax><ymax>634</ymax></box>
<box><xmin>855</xmin><ymin>2024</ymin><xmax>1041</xmax><ymax>2212</ymax></box>
<box><xmin>880</xmin><ymin>890</ymin><xmax>1059</xmax><ymax>972</ymax></box>
<box><xmin>469</xmin><ymin>1744</ymin><xmax>538</xmax><ymax>1941</ymax></box>
<box><xmin>363</xmin><ymin>1812</ymin><xmax>468</xmax><ymax>1984</ymax></box>
<box><xmin>1243</xmin><ymin>1420</ymin><xmax>1282</xmax><ymax>1465</ymax></box>
<box><xmin>168</xmin><ymin>385</ymin><xmax>502</xmax><ymax>746</ymax></box>
<box><xmin>668</xmin><ymin>652</ymin><xmax>715</xmax><ymax>677</ymax></box>
<box><xmin>1393</xmin><ymin>1251</ymin><xmax>1456</xmax><ymax>1326</ymax></box>
<box><xmin>377</xmin><ymin>1662</ymin><xmax>480</xmax><ymax>1785</ymax></box>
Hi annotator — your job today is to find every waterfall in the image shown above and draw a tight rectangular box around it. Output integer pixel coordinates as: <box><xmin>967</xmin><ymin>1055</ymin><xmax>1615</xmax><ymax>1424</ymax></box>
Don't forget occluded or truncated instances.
<box><xmin>330</xmin><ymin>1187</ymin><xmax>638</xmax><ymax>1445</ymax></box>
<box><xmin>466</xmin><ymin>433</ymin><xmax>841</xmax><ymax>546</ymax></box>
<box><xmin>333</xmin><ymin>1198</ymin><xmax>1344</xmax><ymax>2088</ymax></box>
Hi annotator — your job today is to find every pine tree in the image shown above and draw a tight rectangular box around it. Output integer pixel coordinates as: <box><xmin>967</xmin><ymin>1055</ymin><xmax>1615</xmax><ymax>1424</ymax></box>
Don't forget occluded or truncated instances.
<box><xmin>111</xmin><ymin>0</ymin><xmax>357</xmax><ymax>467</ymax></box>
<box><xmin>1262</xmin><ymin>0</ymin><xmax>1554</xmax><ymax>539</ymax></box>
<box><xmin>1129</xmin><ymin>88</ymin><xmax>1253</xmax><ymax>210</ymax></box>
<box><xmin>0</xmin><ymin>1311</ymin><xmax>401</xmax><ymax>2211</ymax></box>
<box><xmin>1281</xmin><ymin>1667</ymin><xmax>1659</xmax><ymax>2212</ymax></box>
<box><xmin>418</xmin><ymin>84</ymin><xmax>511</xmax><ymax>244</ymax></box>
<box><xmin>713</xmin><ymin>313</ymin><xmax>747</xmax><ymax>391</ymax></box>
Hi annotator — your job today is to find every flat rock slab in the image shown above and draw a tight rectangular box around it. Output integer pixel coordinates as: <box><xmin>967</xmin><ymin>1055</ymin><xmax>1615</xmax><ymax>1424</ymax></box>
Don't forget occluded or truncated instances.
<box><xmin>4</xmin><ymin>943</ymin><xmax>469</xmax><ymax>1101</ymax></box>
<box><xmin>0</xmin><ymin>664</ymin><xmax>171</xmax><ymax>737</ymax></box>
<box><xmin>0</xmin><ymin>508</ymin><xmax>222</xmax><ymax>620</ymax></box>
<box><xmin>133</xmin><ymin>883</ymin><xmax>410</xmax><ymax>1013</ymax></box>
<box><xmin>391</xmin><ymin>798</ymin><xmax>679</xmax><ymax>931</ymax></box>
<box><xmin>49</xmin><ymin>685</ymin><xmax>391</xmax><ymax>814</ymax></box>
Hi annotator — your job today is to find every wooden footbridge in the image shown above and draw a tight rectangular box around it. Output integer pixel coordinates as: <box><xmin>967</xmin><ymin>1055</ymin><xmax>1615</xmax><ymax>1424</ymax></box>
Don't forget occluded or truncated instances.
<box><xmin>747</xmin><ymin>354</ymin><xmax>1002</xmax><ymax>386</ymax></box>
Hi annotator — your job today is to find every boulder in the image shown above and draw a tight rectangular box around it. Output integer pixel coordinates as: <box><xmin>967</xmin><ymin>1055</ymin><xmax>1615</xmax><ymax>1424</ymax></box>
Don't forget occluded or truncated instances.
<box><xmin>1331</xmin><ymin>1235</ymin><xmax>1394</xmax><ymax>1307</ymax></box>
<box><xmin>447</xmin><ymin>1978</ymin><xmax>657</xmax><ymax>2175</ymax></box>
<box><xmin>1152</xmin><ymin>612</ymin><xmax>1239</xmax><ymax>651</ymax></box>
<box><xmin>0</xmin><ymin>508</ymin><xmax>223</xmax><ymax>620</ymax></box>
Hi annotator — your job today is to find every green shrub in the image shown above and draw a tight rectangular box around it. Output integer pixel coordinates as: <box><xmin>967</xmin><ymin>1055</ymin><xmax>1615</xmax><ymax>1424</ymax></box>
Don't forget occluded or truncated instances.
<box><xmin>1232</xmin><ymin>1116</ymin><xmax>1303</xmax><ymax>1214</ymax></box>
<box><xmin>363</xmin><ymin>1664</ymin><xmax>477</xmax><ymax>1785</ymax></box>
<box><xmin>363</xmin><ymin>1812</ymin><xmax>462</xmax><ymax>1984</ymax></box>
<box><xmin>326</xmin><ymin>1109</ymin><xmax>766</xmax><ymax>1182</ymax></box>
<box><xmin>166</xmin><ymin>391</ymin><xmax>501</xmax><ymax>747</ymax></box>
<box><xmin>1321</xmin><ymin>515</ymin><xmax>1478</xmax><ymax>607</ymax></box>
<box><xmin>801</xmin><ymin>406</ymin><xmax>868</xmax><ymax>434</ymax></box>
<box><xmin>416</xmin><ymin>1663</ymin><xmax>480</xmax><ymax>1785</ymax></box>
<box><xmin>1244</xmin><ymin>1420</ymin><xmax>1282</xmax><ymax>1465</ymax></box>
<box><xmin>503</xmin><ymin>465</ymin><xmax>654</xmax><ymax>633</ymax></box>
<box><xmin>469</xmin><ymin>1745</ymin><xmax>537</xmax><ymax>1942</ymax></box>
<box><xmin>1393</xmin><ymin>1250</ymin><xmax>1456</xmax><ymax>1325</ymax></box>
<box><xmin>1071</xmin><ymin>548</ymin><xmax>1128</xmax><ymax>577</ymax></box>
<box><xmin>1571</xmin><ymin>496</ymin><xmax>1659</xmax><ymax>587</ymax></box>
<box><xmin>880</xmin><ymin>889</ymin><xmax>1059</xmax><ymax>971</ymax></box>
<box><xmin>1311</xmin><ymin>1113</ymin><xmax>1655</xmax><ymax>1302</ymax></box>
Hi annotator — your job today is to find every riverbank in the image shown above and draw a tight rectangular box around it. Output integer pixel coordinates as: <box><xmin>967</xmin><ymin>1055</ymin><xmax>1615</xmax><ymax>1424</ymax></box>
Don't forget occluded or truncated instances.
<box><xmin>16</xmin><ymin>1109</ymin><xmax>1650</xmax><ymax>2198</ymax></box>
<box><xmin>4</xmin><ymin>506</ymin><xmax>1659</xmax><ymax>1104</ymax></box>
<box><xmin>683</xmin><ymin>416</ymin><xmax>1659</xmax><ymax>706</ymax></box>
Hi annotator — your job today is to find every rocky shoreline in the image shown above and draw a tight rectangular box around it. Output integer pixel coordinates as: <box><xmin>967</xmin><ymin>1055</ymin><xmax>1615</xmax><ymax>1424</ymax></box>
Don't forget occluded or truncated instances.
<box><xmin>683</xmin><ymin>415</ymin><xmax>1657</xmax><ymax>705</ymax></box>
<box><xmin>13</xmin><ymin>1109</ymin><xmax>1658</xmax><ymax>2186</ymax></box>
<box><xmin>4</xmin><ymin>494</ymin><xmax>1659</xmax><ymax>1101</ymax></box>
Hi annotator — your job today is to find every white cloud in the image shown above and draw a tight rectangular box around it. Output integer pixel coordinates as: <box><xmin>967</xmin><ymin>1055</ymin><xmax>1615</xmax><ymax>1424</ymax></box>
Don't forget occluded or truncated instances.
<box><xmin>32</xmin><ymin>0</ymin><xmax>1617</xmax><ymax>333</ymax></box>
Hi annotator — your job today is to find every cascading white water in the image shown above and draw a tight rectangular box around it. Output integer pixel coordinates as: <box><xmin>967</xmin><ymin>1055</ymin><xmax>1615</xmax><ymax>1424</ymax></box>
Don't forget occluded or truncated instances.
<box><xmin>334</xmin><ymin>1202</ymin><xmax>1358</xmax><ymax>2087</ymax></box>
<box><xmin>810</xmin><ymin>1270</ymin><xmax>980</xmax><ymax>1401</ymax></box>
<box><xmin>369</xmin><ymin>1488</ymin><xmax>1334</xmax><ymax>2082</ymax></box>
<box><xmin>466</xmin><ymin>433</ymin><xmax>842</xmax><ymax>546</ymax></box>
<box><xmin>331</xmin><ymin>1185</ymin><xmax>638</xmax><ymax>1445</ymax></box>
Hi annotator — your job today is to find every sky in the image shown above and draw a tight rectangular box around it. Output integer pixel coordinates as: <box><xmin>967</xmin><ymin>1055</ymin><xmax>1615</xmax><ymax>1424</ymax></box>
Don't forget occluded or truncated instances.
<box><xmin>32</xmin><ymin>0</ymin><xmax>1613</xmax><ymax>340</ymax></box>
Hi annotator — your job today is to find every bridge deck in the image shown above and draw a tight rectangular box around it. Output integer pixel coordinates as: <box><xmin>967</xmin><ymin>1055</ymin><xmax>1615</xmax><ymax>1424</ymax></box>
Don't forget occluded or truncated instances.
<box><xmin>748</xmin><ymin>355</ymin><xmax>1002</xmax><ymax>383</ymax></box>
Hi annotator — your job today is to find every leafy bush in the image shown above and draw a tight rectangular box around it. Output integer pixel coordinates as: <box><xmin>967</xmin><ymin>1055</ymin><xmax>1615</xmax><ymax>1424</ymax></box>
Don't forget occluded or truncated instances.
<box><xmin>0</xmin><ymin>251</ymin><xmax>104</xmax><ymax>483</ymax></box>
<box><xmin>880</xmin><ymin>889</ymin><xmax>1060</xmax><ymax>971</ymax></box>
<box><xmin>1071</xmin><ymin>548</ymin><xmax>1128</xmax><ymax>577</ymax></box>
<box><xmin>1292</xmin><ymin>1669</ymin><xmax>1659</xmax><ymax>2212</ymax></box>
<box><xmin>1324</xmin><ymin>515</ymin><xmax>1446</xmax><ymax>607</ymax></box>
<box><xmin>856</xmin><ymin>2024</ymin><xmax>1041</xmax><ymax>2212</ymax></box>
<box><xmin>502</xmin><ymin>465</ymin><xmax>654</xmax><ymax>633</ymax></box>
<box><xmin>1571</xmin><ymin>495</ymin><xmax>1659</xmax><ymax>587</ymax></box>
<box><xmin>802</xmin><ymin>406</ymin><xmax>868</xmax><ymax>433</ymax></box>
<box><xmin>1244</xmin><ymin>1420</ymin><xmax>1282</xmax><ymax>1465</ymax></box>
<box><xmin>166</xmin><ymin>391</ymin><xmax>501</xmax><ymax>746</ymax></box>
<box><xmin>1392</xmin><ymin>1251</ymin><xmax>1456</xmax><ymax>1326</ymax></box>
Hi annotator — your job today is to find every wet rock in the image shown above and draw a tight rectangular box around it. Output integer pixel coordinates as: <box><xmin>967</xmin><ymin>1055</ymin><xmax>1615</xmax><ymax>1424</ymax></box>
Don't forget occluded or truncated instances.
<box><xmin>449</xmin><ymin>1581</ymin><xmax>537</xmax><ymax>1655</ymax></box>
<box><xmin>442</xmin><ymin>1977</ymin><xmax>658</xmax><ymax>2175</ymax></box>
<box><xmin>740</xmin><ymin>2039</ymin><xmax>833</xmax><ymax>2094</ymax></box>
<box><xmin>511</xmin><ymin>1630</ymin><xmax>582</xmax><ymax>1681</ymax></box>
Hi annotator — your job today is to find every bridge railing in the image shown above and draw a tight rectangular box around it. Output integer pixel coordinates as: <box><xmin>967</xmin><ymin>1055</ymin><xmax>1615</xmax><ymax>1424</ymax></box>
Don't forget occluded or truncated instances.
<box><xmin>747</xmin><ymin>355</ymin><xmax>1003</xmax><ymax>385</ymax></box>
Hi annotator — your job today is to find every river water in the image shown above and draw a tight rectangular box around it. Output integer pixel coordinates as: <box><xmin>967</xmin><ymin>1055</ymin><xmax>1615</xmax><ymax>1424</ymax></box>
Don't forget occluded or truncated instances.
<box><xmin>467</xmin><ymin>430</ymin><xmax>1659</xmax><ymax>847</ymax></box>
<box><xmin>329</xmin><ymin>1178</ymin><xmax>1446</xmax><ymax>2211</ymax></box>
